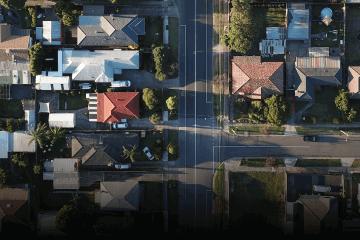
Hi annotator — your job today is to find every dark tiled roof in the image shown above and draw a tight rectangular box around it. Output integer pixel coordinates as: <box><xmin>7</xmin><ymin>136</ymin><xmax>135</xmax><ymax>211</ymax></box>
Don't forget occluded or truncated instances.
<box><xmin>0</xmin><ymin>49</ymin><xmax>29</xmax><ymax>62</ymax></box>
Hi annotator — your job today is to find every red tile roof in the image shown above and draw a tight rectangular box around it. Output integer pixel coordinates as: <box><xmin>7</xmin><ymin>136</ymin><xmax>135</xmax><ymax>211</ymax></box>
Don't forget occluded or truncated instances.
<box><xmin>232</xmin><ymin>56</ymin><xmax>284</xmax><ymax>98</ymax></box>
<box><xmin>97</xmin><ymin>92</ymin><xmax>139</xmax><ymax>123</ymax></box>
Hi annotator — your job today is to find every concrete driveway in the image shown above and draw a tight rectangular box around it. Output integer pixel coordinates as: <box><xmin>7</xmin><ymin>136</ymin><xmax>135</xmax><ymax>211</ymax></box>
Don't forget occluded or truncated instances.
<box><xmin>117</xmin><ymin>70</ymin><xmax>179</xmax><ymax>89</ymax></box>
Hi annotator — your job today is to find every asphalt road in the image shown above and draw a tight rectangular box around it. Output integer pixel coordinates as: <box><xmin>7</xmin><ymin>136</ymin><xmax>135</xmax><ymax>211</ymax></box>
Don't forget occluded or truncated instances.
<box><xmin>174</xmin><ymin>0</ymin><xmax>220</xmax><ymax>233</ymax></box>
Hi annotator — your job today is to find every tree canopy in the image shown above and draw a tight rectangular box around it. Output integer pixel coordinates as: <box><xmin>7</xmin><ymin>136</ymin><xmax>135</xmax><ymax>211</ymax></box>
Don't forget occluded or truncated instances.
<box><xmin>153</xmin><ymin>46</ymin><xmax>168</xmax><ymax>81</ymax></box>
<box><xmin>166</xmin><ymin>96</ymin><xmax>179</xmax><ymax>110</ymax></box>
<box><xmin>28</xmin><ymin>43</ymin><xmax>44</xmax><ymax>76</ymax></box>
<box><xmin>142</xmin><ymin>88</ymin><xmax>160</xmax><ymax>110</ymax></box>
<box><xmin>227</xmin><ymin>0</ymin><xmax>258</xmax><ymax>53</ymax></box>
<box><xmin>264</xmin><ymin>95</ymin><xmax>291</xmax><ymax>126</ymax></box>
<box><xmin>335</xmin><ymin>89</ymin><xmax>349</xmax><ymax>113</ymax></box>
<box><xmin>0</xmin><ymin>0</ymin><xmax>26</xmax><ymax>10</ymax></box>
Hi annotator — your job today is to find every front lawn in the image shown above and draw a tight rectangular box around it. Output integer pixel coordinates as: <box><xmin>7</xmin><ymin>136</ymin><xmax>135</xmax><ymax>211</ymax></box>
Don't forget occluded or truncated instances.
<box><xmin>0</xmin><ymin>99</ymin><xmax>24</xmax><ymax>118</ymax></box>
<box><xmin>168</xmin><ymin>17</ymin><xmax>179</xmax><ymax>78</ymax></box>
<box><xmin>59</xmin><ymin>93</ymin><xmax>88</xmax><ymax>110</ymax></box>
<box><xmin>239</xmin><ymin>158</ymin><xmax>285</xmax><ymax>167</ymax></box>
<box><xmin>138</xmin><ymin>16</ymin><xmax>163</xmax><ymax>48</ymax></box>
<box><xmin>168</xmin><ymin>130</ymin><xmax>178</xmax><ymax>161</ymax></box>
<box><xmin>295</xmin><ymin>159</ymin><xmax>342</xmax><ymax>167</ymax></box>
<box><xmin>137</xmin><ymin>130</ymin><xmax>163</xmax><ymax>161</ymax></box>
<box><xmin>139</xmin><ymin>181</ymin><xmax>163</xmax><ymax>212</ymax></box>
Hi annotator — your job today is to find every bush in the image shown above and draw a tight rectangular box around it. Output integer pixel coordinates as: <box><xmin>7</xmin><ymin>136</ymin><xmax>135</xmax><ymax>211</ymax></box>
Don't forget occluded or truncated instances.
<box><xmin>33</xmin><ymin>165</ymin><xmax>41</xmax><ymax>175</ymax></box>
<box><xmin>0</xmin><ymin>0</ymin><xmax>26</xmax><ymax>10</ymax></box>
<box><xmin>0</xmin><ymin>168</ymin><xmax>9</xmax><ymax>189</ymax></box>
<box><xmin>266</xmin><ymin>157</ymin><xmax>278</xmax><ymax>167</ymax></box>
<box><xmin>6</xmin><ymin>118</ymin><xmax>15</xmax><ymax>133</ymax></box>
<box><xmin>332</xmin><ymin>117</ymin><xmax>340</xmax><ymax>124</ymax></box>
<box><xmin>153</xmin><ymin>45</ymin><xmax>168</xmax><ymax>81</ymax></box>
<box><xmin>166</xmin><ymin>141</ymin><xmax>178</xmax><ymax>155</ymax></box>
<box><xmin>107</xmin><ymin>88</ymin><xmax>113</xmax><ymax>92</ymax></box>
<box><xmin>149</xmin><ymin>113</ymin><xmax>161</xmax><ymax>124</ymax></box>
<box><xmin>264</xmin><ymin>95</ymin><xmax>291</xmax><ymax>126</ymax></box>
<box><xmin>28</xmin><ymin>7</ymin><xmax>36</xmax><ymax>28</ymax></box>
<box><xmin>16</xmin><ymin>118</ymin><xmax>25</xmax><ymax>130</ymax></box>
<box><xmin>142</xmin><ymin>88</ymin><xmax>160</xmax><ymax>110</ymax></box>
<box><xmin>54</xmin><ymin>0</ymin><xmax>73</xmax><ymax>16</ymax></box>
<box><xmin>153</xmin><ymin>147</ymin><xmax>163</xmax><ymax>160</ymax></box>
<box><xmin>311</xmin><ymin>117</ymin><xmax>316</xmax><ymax>124</ymax></box>
<box><xmin>0</xmin><ymin>120</ymin><xmax>5</xmax><ymax>131</ymax></box>
<box><xmin>166</xmin><ymin>96</ymin><xmax>179</xmax><ymax>110</ymax></box>
<box><xmin>28</xmin><ymin>43</ymin><xmax>44</xmax><ymax>76</ymax></box>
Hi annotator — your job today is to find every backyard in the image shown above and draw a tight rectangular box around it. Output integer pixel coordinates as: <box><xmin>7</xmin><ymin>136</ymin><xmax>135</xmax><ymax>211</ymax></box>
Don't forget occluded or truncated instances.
<box><xmin>0</xmin><ymin>99</ymin><xmax>24</xmax><ymax>118</ymax></box>
<box><xmin>59</xmin><ymin>92</ymin><xmax>89</xmax><ymax>110</ymax></box>
<box><xmin>345</xmin><ymin>5</ymin><xmax>360</xmax><ymax>71</ymax></box>
<box><xmin>229</xmin><ymin>171</ymin><xmax>285</xmax><ymax>232</ymax></box>
<box><xmin>311</xmin><ymin>21</ymin><xmax>342</xmax><ymax>48</ymax></box>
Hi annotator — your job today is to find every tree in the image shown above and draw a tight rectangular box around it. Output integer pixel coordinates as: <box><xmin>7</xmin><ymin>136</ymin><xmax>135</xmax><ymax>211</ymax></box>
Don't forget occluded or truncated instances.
<box><xmin>264</xmin><ymin>95</ymin><xmax>291</xmax><ymax>126</ymax></box>
<box><xmin>54</xmin><ymin>0</ymin><xmax>73</xmax><ymax>16</ymax></box>
<box><xmin>334</xmin><ymin>89</ymin><xmax>349</xmax><ymax>113</ymax></box>
<box><xmin>142</xmin><ymin>88</ymin><xmax>160</xmax><ymax>110</ymax></box>
<box><xmin>11</xmin><ymin>153</ymin><xmax>28</xmax><ymax>167</ymax></box>
<box><xmin>166</xmin><ymin>96</ymin><xmax>179</xmax><ymax>110</ymax></box>
<box><xmin>220</xmin><ymin>32</ymin><xmax>230</xmax><ymax>47</ymax></box>
<box><xmin>28</xmin><ymin>123</ymin><xmax>48</xmax><ymax>149</ymax></box>
<box><xmin>28</xmin><ymin>43</ymin><xmax>44</xmax><ymax>76</ymax></box>
<box><xmin>6</xmin><ymin>118</ymin><xmax>15</xmax><ymax>133</ymax></box>
<box><xmin>46</xmin><ymin>127</ymin><xmax>66</xmax><ymax>145</ymax></box>
<box><xmin>149</xmin><ymin>113</ymin><xmax>161</xmax><ymax>124</ymax></box>
<box><xmin>153</xmin><ymin>46</ymin><xmax>168</xmax><ymax>81</ymax></box>
<box><xmin>16</xmin><ymin>118</ymin><xmax>25</xmax><ymax>130</ymax></box>
<box><xmin>0</xmin><ymin>168</ymin><xmax>9</xmax><ymax>189</ymax></box>
<box><xmin>0</xmin><ymin>0</ymin><xmax>26</xmax><ymax>10</ymax></box>
<box><xmin>122</xmin><ymin>145</ymin><xmax>137</xmax><ymax>162</ymax></box>
<box><xmin>61</xmin><ymin>11</ymin><xmax>76</xmax><ymax>26</ymax></box>
<box><xmin>347</xmin><ymin>107</ymin><xmax>357</xmax><ymax>123</ymax></box>
<box><xmin>33</xmin><ymin>165</ymin><xmax>41</xmax><ymax>175</ymax></box>
<box><xmin>55</xmin><ymin>205</ymin><xmax>80</xmax><ymax>233</ymax></box>
<box><xmin>166</xmin><ymin>141</ymin><xmax>178</xmax><ymax>155</ymax></box>
<box><xmin>228</xmin><ymin>0</ymin><xmax>258</xmax><ymax>53</ymax></box>
<box><xmin>248</xmin><ymin>100</ymin><xmax>265</xmax><ymax>123</ymax></box>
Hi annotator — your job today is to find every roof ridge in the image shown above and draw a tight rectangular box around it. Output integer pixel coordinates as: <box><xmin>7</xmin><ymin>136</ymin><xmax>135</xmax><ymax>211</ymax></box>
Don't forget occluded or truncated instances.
<box><xmin>103</xmin><ymin>93</ymin><xmax>117</xmax><ymax>123</ymax></box>
<box><xmin>232</xmin><ymin>61</ymin><xmax>251</xmax><ymax>94</ymax></box>
<box><xmin>299</xmin><ymin>198</ymin><xmax>323</xmax><ymax>222</ymax></box>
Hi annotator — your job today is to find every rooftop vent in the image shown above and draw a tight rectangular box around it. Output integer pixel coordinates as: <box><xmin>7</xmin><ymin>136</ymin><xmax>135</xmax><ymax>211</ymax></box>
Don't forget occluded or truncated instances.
<box><xmin>7</xmin><ymin>204</ymin><xmax>12</xmax><ymax>208</ymax></box>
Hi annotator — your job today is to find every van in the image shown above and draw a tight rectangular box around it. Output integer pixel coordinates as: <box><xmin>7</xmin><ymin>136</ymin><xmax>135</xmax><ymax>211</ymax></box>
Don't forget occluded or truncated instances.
<box><xmin>115</xmin><ymin>163</ymin><xmax>131</xmax><ymax>169</ymax></box>
<box><xmin>111</xmin><ymin>80</ymin><xmax>131</xmax><ymax>88</ymax></box>
<box><xmin>313</xmin><ymin>185</ymin><xmax>331</xmax><ymax>193</ymax></box>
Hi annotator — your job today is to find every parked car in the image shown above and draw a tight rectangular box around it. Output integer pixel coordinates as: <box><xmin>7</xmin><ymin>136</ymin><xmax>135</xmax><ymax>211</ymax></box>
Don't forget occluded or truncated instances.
<box><xmin>111</xmin><ymin>80</ymin><xmax>131</xmax><ymax>88</ymax></box>
<box><xmin>37</xmin><ymin>14</ymin><xmax>45</xmax><ymax>19</ymax></box>
<box><xmin>79</xmin><ymin>83</ymin><xmax>92</xmax><ymax>90</ymax></box>
<box><xmin>303</xmin><ymin>135</ymin><xmax>318</xmax><ymax>142</ymax></box>
<box><xmin>112</xmin><ymin>123</ymin><xmax>128</xmax><ymax>129</ymax></box>
<box><xmin>143</xmin><ymin>147</ymin><xmax>154</xmax><ymax>160</ymax></box>
<box><xmin>114</xmin><ymin>163</ymin><xmax>131</xmax><ymax>169</ymax></box>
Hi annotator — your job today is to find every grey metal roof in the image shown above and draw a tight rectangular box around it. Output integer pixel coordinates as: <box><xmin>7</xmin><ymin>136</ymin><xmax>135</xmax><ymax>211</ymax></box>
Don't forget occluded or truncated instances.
<box><xmin>78</xmin><ymin>15</ymin><xmax>145</xmax><ymax>46</ymax></box>
<box><xmin>53</xmin><ymin>158</ymin><xmax>80</xmax><ymax>190</ymax></box>
<box><xmin>0</xmin><ymin>131</ymin><xmax>9</xmax><ymax>158</ymax></box>
<box><xmin>97</xmin><ymin>181</ymin><xmax>139</xmax><ymax>211</ymax></box>
<box><xmin>266</xmin><ymin>27</ymin><xmax>286</xmax><ymax>40</ymax></box>
<box><xmin>287</xmin><ymin>9</ymin><xmax>309</xmax><ymax>40</ymax></box>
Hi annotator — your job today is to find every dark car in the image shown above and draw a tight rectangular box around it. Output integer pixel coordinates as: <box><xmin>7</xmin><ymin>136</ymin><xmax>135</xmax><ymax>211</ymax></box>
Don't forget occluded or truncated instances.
<box><xmin>303</xmin><ymin>135</ymin><xmax>317</xmax><ymax>142</ymax></box>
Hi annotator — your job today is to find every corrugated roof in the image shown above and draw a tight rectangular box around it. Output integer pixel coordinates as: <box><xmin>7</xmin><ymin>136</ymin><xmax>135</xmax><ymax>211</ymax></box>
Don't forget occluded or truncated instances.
<box><xmin>308</xmin><ymin>47</ymin><xmax>329</xmax><ymax>57</ymax></box>
<box><xmin>0</xmin><ymin>131</ymin><xmax>9</xmax><ymax>159</ymax></box>
<box><xmin>35</xmin><ymin>75</ymin><xmax>70</xmax><ymax>90</ymax></box>
<box><xmin>11</xmin><ymin>131</ymin><xmax>36</xmax><ymax>153</ymax></box>
<box><xmin>49</xmin><ymin>113</ymin><xmax>76</xmax><ymax>128</ymax></box>
<box><xmin>266</xmin><ymin>27</ymin><xmax>286</xmax><ymax>40</ymax></box>
<box><xmin>41</xmin><ymin>21</ymin><xmax>61</xmax><ymax>45</ymax></box>
<box><xmin>296</xmin><ymin>56</ymin><xmax>341</xmax><ymax>69</ymax></box>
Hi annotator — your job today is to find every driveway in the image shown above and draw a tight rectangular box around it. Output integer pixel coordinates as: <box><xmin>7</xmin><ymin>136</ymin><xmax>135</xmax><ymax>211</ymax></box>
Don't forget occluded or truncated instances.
<box><xmin>117</xmin><ymin>70</ymin><xmax>179</xmax><ymax>89</ymax></box>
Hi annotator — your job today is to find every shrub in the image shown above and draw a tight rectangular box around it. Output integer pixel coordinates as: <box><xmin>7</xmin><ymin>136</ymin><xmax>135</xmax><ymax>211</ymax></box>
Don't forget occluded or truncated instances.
<box><xmin>107</xmin><ymin>88</ymin><xmax>113</xmax><ymax>92</ymax></box>
<box><xmin>264</xmin><ymin>95</ymin><xmax>291</xmax><ymax>126</ymax></box>
<box><xmin>153</xmin><ymin>147</ymin><xmax>163</xmax><ymax>160</ymax></box>
<box><xmin>153</xmin><ymin>45</ymin><xmax>168</xmax><ymax>81</ymax></box>
<box><xmin>0</xmin><ymin>120</ymin><xmax>5</xmax><ymax>131</ymax></box>
<box><xmin>166</xmin><ymin>141</ymin><xmax>178</xmax><ymax>155</ymax></box>
<box><xmin>0</xmin><ymin>0</ymin><xmax>26</xmax><ymax>10</ymax></box>
<box><xmin>311</xmin><ymin>117</ymin><xmax>316</xmax><ymax>124</ymax></box>
<box><xmin>6</xmin><ymin>118</ymin><xmax>15</xmax><ymax>133</ymax></box>
<box><xmin>54</xmin><ymin>0</ymin><xmax>73</xmax><ymax>16</ymax></box>
<box><xmin>142</xmin><ymin>88</ymin><xmax>160</xmax><ymax>110</ymax></box>
<box><xmin>33</xmin><ymin>165</ymin><xmax>41</xmax><ymax>175</ymax></box>
<box><xmin>151</xmin><ymin>44</ymin><xmax>156</xmax><ymax>48</ymax></box>
<box><xmin>266</xmin><ymin>157</ymin><xmax>278</xmax><ymax>167</ymax></box>
<box><xmin>28</xmin><ymin>43</ymin><xmax>44</xmax><ymax>76</ymax></box>
<box><xmin>0</xmin><ymin>168</ymin><xmax>9</xmax><ymax>189</ymax></box>
<box><xmin>332</xmin><ymin>117</ymin><xmax>340</xmax><ymax>124</ymax></box>
<box><xmin>166</xmin><ymin>96</ymin><xmax>179</xmax><ymax>110</ymax></box>
<box><xmin>28</xmin><ymin>7</ymin><xmax>36</xmax><ymax>28</ymax></box>
<box><xmin>16</xmin><ymin>118</ymin><xmax>25</xmax><ymax>130</ymax></box>
<box><xmin>149</xmin><ymin>113</ymin><xmax>161</xmax><ymax>124</ymax></box>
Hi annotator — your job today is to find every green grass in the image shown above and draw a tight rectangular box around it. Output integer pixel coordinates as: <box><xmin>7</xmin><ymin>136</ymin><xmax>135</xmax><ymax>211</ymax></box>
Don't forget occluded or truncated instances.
<box><xmin>0</xmin><ymin>99</ymin><xmax>24</xmax><ymax>118</ymax></box>
<box><xmin>168</xmin><ymin>17</ymin><xmax>178</xmax><ymax>64</ymax></box>
<box><xmin>311</xmin><ymin>21</ymin><xmax>340</xmax><ymax>48</ymax></box>
<box><xmin>59</xmin><ymin>93</ymin><xmax>88</xmax><ymax>110</ymax></box>
<box><xmin>295</xmin><ymin>127</ymin><xmax>360</xmax><ymax>135</ymax></box>
<box><xmin>168</xmin><ymin>130</ymin><xmax>178</xmax><ymax>161</ymax></box>
<box><xmin>229</xmin><ymin>126</ymin><xmax>285</xmax><ymax>135</ymax></box>
<box><xmin>139</xmin><ymin>16</ymin><xmax>163</xmax><ymax>48</ymax></box>
<box><xmin>139</xmin><ymin>181</ymin><xmax>163</xmax><ymax>211</ymax></box>
<box><xmin>352</xmin><ymin>159</ymin><xmax>360</xmax><ymax>168</ymax></box>
<box><xmin>213</xmin><ymin>163</ymin><xmax>224</xmax><ymax>196</ymax></box>
<box><xmin>305</xmin><ymin>87</ymin><xmax>340</xmax><ymax>122</ymax></box>
<box><xmin>240</xmin><ymin>158</ymin><xmax>285</xmax><ymax>167</ymax></box>
<box><xmin>295</xmin><ymin>159</ymin><xmax>342</xmax><ymax>167</ymax></box>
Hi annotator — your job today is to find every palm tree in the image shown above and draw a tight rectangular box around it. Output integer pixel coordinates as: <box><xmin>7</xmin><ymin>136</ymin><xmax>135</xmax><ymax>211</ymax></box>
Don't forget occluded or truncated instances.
<box><xmin>46</xmin><ymin>127</ymin><xmax>66</xmax><ymax>145</ymax></box>
<box><xmin>28</xmin><ymin>123</ymin><xmax>47</xmax><ymax>149</ymax></box>
<box><xmin>122</xmin><ymin>145</ymin><xmax>138</xmax><ymax>162</ymax></box>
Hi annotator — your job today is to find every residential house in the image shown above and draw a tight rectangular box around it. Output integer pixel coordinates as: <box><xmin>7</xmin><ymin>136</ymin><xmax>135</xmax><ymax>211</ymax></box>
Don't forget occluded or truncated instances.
<box><xmin>49</xmin><ymin>113</ymin><xmax>76</xmax><ymax>128</ymax></box>
<box><xmin>43</xmin><ymin>49</ymin><xmax>139</xmax><ymax>84</ymax></box>
<box><xmin>36</xmin><ymin>21</ymin><xmax>61</xmax><ymax>45</ymax></box>
<box><xmin>287</xmin><ymin>195</ymin><xmax>338</xmax><ymax>235</ymax></box>
<box><xmin>0</xmin><ymin>185</ymin><xmax>31</xmax><ymax>234</ymax></box>
<box><xmin>294</xmin><ymin>48</ymin><xmax>342</xmax><ymax>101</ymax></box>
<box><xmin>95</xmin><ymin>181</ymin><xmax>140</xmax><ymax>211</ymax></box>
<box><xmin>0</xmin><ymin>131</ymin><xmax>36</xmax><ymax>159</ymax></box>
<box><xmin>35</xmin><ymin>75</ymin><xmax>71</xmax><ymax>91</ymax></box>
<box><xmin>77</xmin><ymin>14</ymin><xmax>145</xmax><ymax>47</ymax></box>
<box><xmin>0</xmin><ymin>24</ymin><xmax>31</xmax><ymax>85</ymax></box>
<box><xmin>87</xmin><ymin>92</ymin><xmax>139</xmax><ymax>122</ymax></box>
<box><xmin>231</xmin><ymin>56</ymin><xmax>284</xmax><ymax>99</ymax></box>
<box><xmin>348</xmin><ymin>66</ymin><xmax>360</xmax><ymax>99</ymax></box>
<box><xmin>286</xmin><ymin>4</ymin><xmax>309</xmax><ymax>41</ymax></box>
<box><xmin>70</xmin><ymin>133</ymin><xmax>139</xmax><ymax>168</ymax></box>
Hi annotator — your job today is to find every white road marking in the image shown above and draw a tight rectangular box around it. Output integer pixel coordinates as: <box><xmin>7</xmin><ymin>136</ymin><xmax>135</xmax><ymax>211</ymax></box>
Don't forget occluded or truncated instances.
<box><xmin>194</xmin><ymin>0</ymin><xmax>197</xmax><ymax>230</ymax></box>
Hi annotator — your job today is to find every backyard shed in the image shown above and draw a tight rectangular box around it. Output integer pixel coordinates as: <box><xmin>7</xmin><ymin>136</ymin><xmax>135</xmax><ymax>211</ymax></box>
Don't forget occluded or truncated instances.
<box><xmin>53</xmin><ymin>158</ymin><xmax>81</xmax><ymax>190</ymax></box>
<box><xmin>35</xmin><ymin>75</ymin><xmax>70</xmax><ymax>91</ymax></box>
<box><xmin>36</xmin><ymin>21</ymin><xmax>61</xmax><ymax>45</ymax></box>
<box><xmin>49</xmin><ymin>113</ymin><xmax>76</xmax><ymax>128</ymax></box>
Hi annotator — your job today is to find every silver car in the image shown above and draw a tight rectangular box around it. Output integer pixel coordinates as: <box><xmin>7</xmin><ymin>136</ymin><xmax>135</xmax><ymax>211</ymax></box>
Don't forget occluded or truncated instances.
<box><xmin>143</xmin><ymin>147</ymin><xmax>154</xmax><ymax>160</ymax></box>
<box><xmin>112</xmin><ymin>123</ymin><xmax>128</xmax><ymax>129</ymax></box>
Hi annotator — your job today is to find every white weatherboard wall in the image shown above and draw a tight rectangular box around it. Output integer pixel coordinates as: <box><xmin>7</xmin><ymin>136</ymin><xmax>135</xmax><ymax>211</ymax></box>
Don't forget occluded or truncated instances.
<box><xmin>49</xmin><ymin>113</ymin><xmax>76</xmax><ymax>128</ymax></box>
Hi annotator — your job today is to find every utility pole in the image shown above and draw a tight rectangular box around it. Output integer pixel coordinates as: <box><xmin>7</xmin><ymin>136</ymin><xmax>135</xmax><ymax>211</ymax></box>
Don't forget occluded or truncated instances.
<box><xmin>340</xmin><ymin>130</ymin><xmax>349</xmax><ymax>142</ymax></box>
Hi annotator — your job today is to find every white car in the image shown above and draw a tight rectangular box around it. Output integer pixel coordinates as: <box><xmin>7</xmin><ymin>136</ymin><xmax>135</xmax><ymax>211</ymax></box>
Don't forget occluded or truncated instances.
<box><xmin>143</xmin><ymin>147</ymin><xmax>154</xmax><ymax>161</ymax></box>
<box><xmin>111</xmin><ymin>80</ymin><xmax>131</xmax><ymax>88</ymax></box>
<box><xmin>112</xmin><ymin>123</ymin><xmax>128</xmax><ymax>129</ymax></box>
<box><xmin>79</xmin><ymin>83</ymin><xmax>92</xmax><ymax>90</ymax></box>
<box><xmin>37</xmin><ymin>14</ymin><xmax>42</xmax><ymax>19</ymax></box>
<box><xmin>115</xmin><ymin>163</ymin><xmax>131</xmax><ymax>169</ymax></box>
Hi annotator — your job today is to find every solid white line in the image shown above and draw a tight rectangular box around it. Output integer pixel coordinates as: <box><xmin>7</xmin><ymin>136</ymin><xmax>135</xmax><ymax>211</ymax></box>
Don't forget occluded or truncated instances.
<box><xmin>213</xmin><ymin>146</ymin><xmax>311</xmax><ymax>148</ymax></box>
<box><xmin>194</xmin><ymin>0</ymin><xmax>197</xmax><ymax>231</ymax></box>
<box><xmin>205</xmin><ymin>0</ymin><xmax>211</xmax><ymax>103</ymax></box>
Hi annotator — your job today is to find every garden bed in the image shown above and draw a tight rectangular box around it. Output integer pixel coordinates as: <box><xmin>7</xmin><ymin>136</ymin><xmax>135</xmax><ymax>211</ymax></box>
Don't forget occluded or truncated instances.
<box><xmin>229</xmin><ymin>126</ymin><xmax>285</xmax><ymax>135</ymax></box>
<box><xmin>239</xmin><ymin>158</ymin><xmax>285</xmax><ymax>167</ymax></box>
<box><xmin>295</xmin><ymin>159</ymin><xmax>342</xmax><ymax>167</ymax></box>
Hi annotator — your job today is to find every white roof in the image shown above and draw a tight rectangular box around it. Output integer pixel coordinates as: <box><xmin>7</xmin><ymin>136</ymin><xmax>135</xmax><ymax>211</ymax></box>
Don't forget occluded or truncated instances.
<box><xmin>25</xmin><ymin>110</ymin><xmax>36</xmax><ymax>132</ymax></box>
<box><xmin>35</xmin><ymin>75</ymin><xmax>70</xmax><ymax>90</ymax></box>
<box><xmin>49</xmin><ymin>113</ymin><xmax>76</xmax><ymax>128</ymax></box>
<box><xmin>11</xmin><ymin>131</ymin><xmax>36</xmax><ymax>153</ymax></box>
<box><xmin>42</xmin><ymin>21</ymin><xmax>61</xmax><ymax>45</ymax></box>
<box><xmin>0</xmin><ymin>131</ymin><xmax>9</xmax><ymax>158</ymax></box>
<box><xmin>39</xmin><ymin>102</ymin><xmax>50</xmax><ymax>113</ymax></box>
